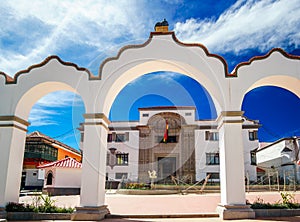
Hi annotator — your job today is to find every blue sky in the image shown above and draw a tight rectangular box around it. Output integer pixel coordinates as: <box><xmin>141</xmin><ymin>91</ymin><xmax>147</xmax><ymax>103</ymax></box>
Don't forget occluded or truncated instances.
<box><xmin>1</xmin><ymin>0</ymin><xmax>299</xmax><ymax>149</ymax></box>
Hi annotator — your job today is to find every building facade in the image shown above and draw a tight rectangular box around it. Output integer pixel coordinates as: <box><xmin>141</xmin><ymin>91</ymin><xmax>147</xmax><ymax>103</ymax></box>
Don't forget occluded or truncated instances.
<box><xmin>22</xmin><ymin>131</ymin><xmax>82</xmax><ymax>190</ymax></box>
<box><xmin>255</xmin><ymin>137</ymin><xmax>300</xmax><ymax>184</ymax></box>
<box><xmin>102</xmin><ymin>106</ymin><xmax>260</xmax><ymax>184</ymax></box>
<box><xmin>37</xmin><ymin>157</ymin><xmax>82</xmax><ymax>195</ymax></box>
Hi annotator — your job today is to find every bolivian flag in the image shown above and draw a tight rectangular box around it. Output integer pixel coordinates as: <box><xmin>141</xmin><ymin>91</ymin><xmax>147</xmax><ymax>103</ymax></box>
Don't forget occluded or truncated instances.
<box><xmin>163</xmin><ymin>120</ymin><xmax>168</xmax><ymax>143</ymax></box>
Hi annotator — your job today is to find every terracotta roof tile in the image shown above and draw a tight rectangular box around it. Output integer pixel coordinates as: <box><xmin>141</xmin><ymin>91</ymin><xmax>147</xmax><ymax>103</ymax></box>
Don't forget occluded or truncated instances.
<box><xmin>37</xmin><ymin>157</ymin><xmax>82</xmax><ymax>169</ymax></box>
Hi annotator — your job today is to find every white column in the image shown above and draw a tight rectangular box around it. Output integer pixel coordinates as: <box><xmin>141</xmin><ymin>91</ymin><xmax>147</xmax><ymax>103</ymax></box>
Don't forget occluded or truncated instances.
<box><xmin>216</xmin><ymin>111</ymin><xmax>255</xmax><ymax>219</ymax></box>
<box><xmin>0</xmin><ymin>116</ymin><xmax>29</xmax><ymax>207</ymax></box>
<box><xmin>73</xmin><ymin>114</ymin><xmax>110</xmax><ymax>220</ymax></box>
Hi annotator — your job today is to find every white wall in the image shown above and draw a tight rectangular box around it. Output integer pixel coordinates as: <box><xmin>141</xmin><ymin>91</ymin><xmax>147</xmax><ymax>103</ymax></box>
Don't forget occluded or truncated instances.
<box><xmin>106</xmin><ymin>130</ymin><xmax>139</xmax><ymax>181</ymax></box>
<box><xmin>139</xmin><ymin>108</ymin><xmax>196</xmax><ymax>125</ymax></box>
<box><xmin>44</xmin><ymin>168</ymin><xmax>81</xmax><ymax>188</ymax></box>
<box><xmin>242</xmin><ymin>129</ymin><xmax>258</xmax><ymax>182</ymax></box>
<box><xmin>195</xmin><ymin>129</ymin><xmax>220</xmax><ymax>181</ymax></box>
<box><xmin>24</xmin><ymin>169</ymin><xmax>44</xmax><ymax>187</ymax></box>
<box><xmin>55</xmin><ymin>168</ymin><xmax>81</xmax><ymax>188</ymax></box>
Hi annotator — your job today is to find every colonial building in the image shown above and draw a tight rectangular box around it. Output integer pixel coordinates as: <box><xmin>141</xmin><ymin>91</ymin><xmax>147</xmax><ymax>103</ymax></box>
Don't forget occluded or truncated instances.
<box><xmin>37</xmin><ymin>157</ymin><xmax>82</xmax><ymax>195</ymax></box>
<box><xmin>22</xmin><ymin>131</ymin><xmax>82</xmax><ymax>190</ymax></box>
<box><xmin>96</xmin><ymin>106</ymin><xmax>260</xmax><ymax>184</ymax></box>
<box><xmin>255</xmin><ymin>137</ymin><xmax>300</xmax><ymax>184</ymax></box>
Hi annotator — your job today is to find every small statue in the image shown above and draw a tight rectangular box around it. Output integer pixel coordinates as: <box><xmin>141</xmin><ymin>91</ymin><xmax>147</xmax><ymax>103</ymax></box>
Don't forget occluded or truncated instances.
<box><xmin>148</xmin><ymin>170</ymin><xmax>157</xmax><ymax>189</ymax></box>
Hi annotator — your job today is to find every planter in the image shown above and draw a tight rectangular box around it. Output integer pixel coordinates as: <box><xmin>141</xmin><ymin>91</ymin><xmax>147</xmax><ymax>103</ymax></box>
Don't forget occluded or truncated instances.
<box><xmin>7</xmin><ymin>212</ymin><xmax>71</xmax><ymax>221</ymax></box>
<box><xmin>254</xmin><ymin>209</ymin><xmax>300</xmax><ymax>217</ymax></box>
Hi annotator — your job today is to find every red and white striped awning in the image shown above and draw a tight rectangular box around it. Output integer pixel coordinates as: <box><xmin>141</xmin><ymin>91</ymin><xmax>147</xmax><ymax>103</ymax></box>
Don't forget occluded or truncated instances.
<box><xmin>37</xmin><ymin>157</ymin><xmax>82</xmax><ymax>169</ymax></box>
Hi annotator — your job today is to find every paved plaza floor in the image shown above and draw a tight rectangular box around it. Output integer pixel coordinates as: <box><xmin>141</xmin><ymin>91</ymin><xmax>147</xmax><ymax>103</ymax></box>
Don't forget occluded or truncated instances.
<box><xmin>18</xmin><ymin>191</ymin><xmax>300</xmax><ymax>221</ymax></box>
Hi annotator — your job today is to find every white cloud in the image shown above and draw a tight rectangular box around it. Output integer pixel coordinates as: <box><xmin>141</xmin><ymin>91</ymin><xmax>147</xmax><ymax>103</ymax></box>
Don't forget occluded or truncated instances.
<box><xmin>28</xmin><ymin>106</ymin><xmax>60</xmax><ymax>126</ymax></box>
<box><xmin>28</xmin><ymin>91</ymin><xmax>83</xmax><ymax>126</ymax></box>
<box><xmin>174</xmin><ymin>0</ymin><xmax>300</xmax><ymax>54</ymax></box>
<box><xmin>0</xmin><ymin>0</ymin><xmax>151</xmax><ymax>75</ymax></box>
<box><xmin>36</xmin><ymin>91</ymin><xmax>83</xmax><ymax>107</ymax></box>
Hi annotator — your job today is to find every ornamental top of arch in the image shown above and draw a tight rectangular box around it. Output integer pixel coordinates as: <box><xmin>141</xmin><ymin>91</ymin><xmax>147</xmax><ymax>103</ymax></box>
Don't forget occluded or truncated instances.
<box><xmin>1</xmin><ymin>31</ymin><xmax>299</xmax><ymax>86</ymax></box>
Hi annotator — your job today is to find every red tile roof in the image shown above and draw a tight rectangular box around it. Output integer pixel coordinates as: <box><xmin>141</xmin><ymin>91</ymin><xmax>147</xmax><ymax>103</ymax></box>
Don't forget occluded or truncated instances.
<box><xmin>37</xmin><ymin>157</ymin><xmax>82</xmax><ymax>169</ymax></box>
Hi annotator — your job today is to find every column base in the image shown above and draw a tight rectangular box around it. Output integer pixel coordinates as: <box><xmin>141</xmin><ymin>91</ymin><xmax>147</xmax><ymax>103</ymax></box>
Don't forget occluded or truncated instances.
<box><xmin>71</xmin><ymin>206</ymin><xmax>110</xmax><ymax>221</ymax></box>
<box><xmin>0</xmin><ymin>207</ymin><xmax>7</xmax><ymax>220</ymax></box>
<box><xmin>216</xmin><ymin>204</ymin><xmax>255</xmax><ymax>220</ymax></box>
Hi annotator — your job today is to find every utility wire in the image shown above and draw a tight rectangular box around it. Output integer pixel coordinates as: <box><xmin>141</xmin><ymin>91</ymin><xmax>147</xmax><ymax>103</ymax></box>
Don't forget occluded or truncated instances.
<box><xmin>52</xmin><ymin>128</ymin><xmax>78</xmax><ymax>139</ymax></box>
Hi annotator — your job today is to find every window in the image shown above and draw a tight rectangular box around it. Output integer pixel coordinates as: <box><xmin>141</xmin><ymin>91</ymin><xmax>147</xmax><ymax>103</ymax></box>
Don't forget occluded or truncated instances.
<box><xmin>106</xmin><ymin>153</ymin><xmax>110</xmax><ymax>166</ymax></box>
<box><xmin>249</xmin><ymin>131</ymin><xmax>258</xmax><ymax>141</ymax></box>
<box><xmin>116</xmin><ymin>134</ymin><xmax>125</xmax><ymax>142</ymax></box>
<box><xmin>115</xmin><ymin>173</ymin><xmax>128</xmax><ymax>180</ymax></box>
<box><xmin>156</xmin><ymin>135</ymin><xmax>178</xmax><ymax>143</ymax></box>
<box><xmin>250</xmin><ymin>151</ymin><xmax>257</xmax><ymax>165</ymax></box>
<box><xmin>116</xmin><ymin>153</ymin><xmax>129</xmax><ymax>165</ymax></box>
<box><xmin>107</xmin><ymin>134</ymin><xmax>113</xmax><ymax>142</ymax></box>
<box><xmin>206</xmin><ymin>153</ymin><xmax>220</xmax><ymax>165</ymax></box>
<box><xmin>24</xmin><ymin>142</ymin><xmax>58</xmax><ymax>161</ymax></box>
<box><xmin>142</xmin><ymin>113</ymin><xmax>149</xmax><ymax>117</ymax></box>
<box><xmin>107</xmin><ymin>133</ymin><xmax>129</xmax><ymax>142</ymax></box>
<box><xmin>205</xmin><ymin>131</ymin><xmax>219</xmax><ymax>141</ymax></box>
<box><xmin>80</xmin><ymin>132</ymin><xmax>84</xmax><ymax>142</ymax></box>
<box><xmin>33</xmin><ymin>172</ymin><xmax>37</xmax><ymax>176</ymax></box>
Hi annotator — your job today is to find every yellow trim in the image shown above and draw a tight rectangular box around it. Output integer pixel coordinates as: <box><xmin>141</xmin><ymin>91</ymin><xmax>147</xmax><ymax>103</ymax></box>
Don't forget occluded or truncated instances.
<box><xmin>0</xmin><ymin>115</ymin><xmax>30</xmax><ymax>126</ymax></box>
<box><xmin>0</xmin><ymin>124</ymin><xmax>28</xmax><ymax>132</ymax></box>
<box><xmin>220</xmin><ymin>111</ymin><xmax>244</xmax><ymax>117</ymax></box>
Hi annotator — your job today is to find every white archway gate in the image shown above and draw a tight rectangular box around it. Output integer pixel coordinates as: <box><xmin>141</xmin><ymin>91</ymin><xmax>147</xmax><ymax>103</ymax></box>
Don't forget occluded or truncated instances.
<box><xmin>0</xmin><ymin>31</ymin><xmax>299</xmax><ymax>220</ymax></box>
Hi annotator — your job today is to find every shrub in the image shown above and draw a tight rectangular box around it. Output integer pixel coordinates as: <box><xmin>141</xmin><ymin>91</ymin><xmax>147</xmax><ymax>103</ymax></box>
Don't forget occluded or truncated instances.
<box><xmin>5</xmin><ymin>194</ymin><xmax>74</xmax><ymax>213</ymax></box>
<box><xmin>5</xmin><ymin>202</ymin><xmax>34</xmax><ymax>212</ymax></box>
<box><xmin>125</xmin><ymin>182</ymin><xmax>148</xmax><ymax>189</ymax></box>
<box><xmin>251</xmin><ymin>193</ymin><xmax>300</xmax><ymax>209</ymax></box>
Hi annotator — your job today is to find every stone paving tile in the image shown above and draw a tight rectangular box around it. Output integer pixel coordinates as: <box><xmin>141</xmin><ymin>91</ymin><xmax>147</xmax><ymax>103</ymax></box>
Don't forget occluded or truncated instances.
<box><xmin>103</xmin><ymin>216</ymin><xmax>300</xmax><ymax>222</ymax></box>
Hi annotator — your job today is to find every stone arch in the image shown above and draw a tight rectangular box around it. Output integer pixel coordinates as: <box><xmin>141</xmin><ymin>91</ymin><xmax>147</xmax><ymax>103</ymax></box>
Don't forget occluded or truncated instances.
<box><xmin>0</xmin><ymin>56</ymin><xmax>91</xmax><ymax>209</ymax></box>
<box><xmin>229</xmin><ymin>49</ymin><xmax>300</xmax><ymax>111</ymax></box>
<box><xmin>245</xmin><ymin>75</ymin><xmax>300</xmax><ymax>98</ymax></box>
<box><xmin>147</xmin><ymin>112</ymin><xmax>185</xmax><ymax>141</ymax></box>
<box><xmin>96</xmin><ymin>32</ymin><xmax>229</xmax><ymax>118</ymax></box>
<box><xmin>148</xmin><ymin>112</ymin><xmax>186</xmax><ymax>126</ymax></box>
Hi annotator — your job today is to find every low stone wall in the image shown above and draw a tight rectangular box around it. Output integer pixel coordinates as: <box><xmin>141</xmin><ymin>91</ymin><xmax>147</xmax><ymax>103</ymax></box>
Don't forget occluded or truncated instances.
<box><xmin>43</xmin><ymin>187</ymin><xmax>80</xmax><ymax>196</ymax></box>
<box><xmin>254</xmin><ymin>209</ymin><xmax>300</xmax><ymax>217</ymax></box>
<box><xmin>7</xmin><ymin>212</ymin><xmax>71</xmax><ymax>220</ymax></box>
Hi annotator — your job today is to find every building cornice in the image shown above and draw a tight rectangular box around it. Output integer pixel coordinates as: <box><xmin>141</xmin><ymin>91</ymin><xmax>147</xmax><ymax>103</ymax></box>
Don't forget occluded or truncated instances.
<box><xmin>138</xmin><ymin>106</ymin><xmax>196</xmax><ymax>111</ymax></box>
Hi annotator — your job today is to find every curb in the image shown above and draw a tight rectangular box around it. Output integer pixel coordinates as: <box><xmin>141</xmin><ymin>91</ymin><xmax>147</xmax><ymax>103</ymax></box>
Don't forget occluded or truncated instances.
<box><xmin>107</xmin><ymin>213</ymin><xmax>219</xmax><ymax>219</ymax></box>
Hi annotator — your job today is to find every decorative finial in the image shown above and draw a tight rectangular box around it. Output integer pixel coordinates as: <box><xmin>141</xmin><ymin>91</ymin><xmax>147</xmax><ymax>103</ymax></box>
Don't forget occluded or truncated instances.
<box><xmin>154</xmin><ymin>19</ymin><xmax>169</xmax><ymax>32</ymax></box>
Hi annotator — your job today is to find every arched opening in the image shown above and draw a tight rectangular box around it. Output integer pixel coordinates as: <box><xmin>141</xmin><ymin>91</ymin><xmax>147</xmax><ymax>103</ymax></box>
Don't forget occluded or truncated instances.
<box><xmin>109</xmin><ymin>72</ymin><xmax>217</xmax><ymax>121</ymax></box>
<box><xmin>242</xmin><ymin>86</ymin><xmax>300</xmax><ymax>142</ymax></box>
<box><xmin>46</xmin><ymin>172</ymin><xmax>53</xmax><ymax>185</ymax></box>
<box><xmin>106</xmin><ymin>71</ymin><xmax>220</xmax><ymax>188</ymax></box>
<box><xmin>13</xmin><ymin>81</ymin><xmax>86</xmax><ymax>195</ymax></box>
<box><xmin>242</xmin><ymin>85</ymin><xmax>300</xmax><ymax>188</ymax></box>
<box><xmin>99</xmin><ymin>58</ymin><xmax>226</xmax><ymax>119</ymax></box>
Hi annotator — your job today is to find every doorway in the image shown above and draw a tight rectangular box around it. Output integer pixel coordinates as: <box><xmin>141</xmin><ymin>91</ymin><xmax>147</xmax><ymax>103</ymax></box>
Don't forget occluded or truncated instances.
<box><xmin>157</xmin><ymin>157</ymin><xmax>176</xmax><ymax>182</ymax></box>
